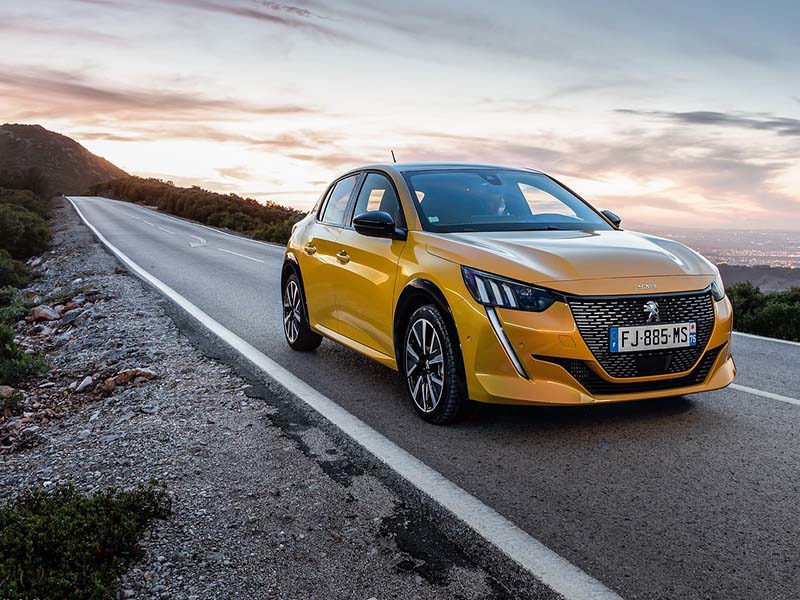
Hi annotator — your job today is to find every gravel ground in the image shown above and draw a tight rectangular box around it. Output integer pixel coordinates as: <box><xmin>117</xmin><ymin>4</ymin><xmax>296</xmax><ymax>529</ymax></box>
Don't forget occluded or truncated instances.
<box><xmin>0</xmin><ymin>199</ymin><xmax>548</xmax><ymax>600</ymax></box>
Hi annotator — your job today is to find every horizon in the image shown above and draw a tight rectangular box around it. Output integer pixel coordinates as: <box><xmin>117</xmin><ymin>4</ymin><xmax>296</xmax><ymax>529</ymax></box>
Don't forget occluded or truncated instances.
<box><xmin>2</xmin><ymin>0</ymin><xmax>799</xmax><ymax>231</ymax></box>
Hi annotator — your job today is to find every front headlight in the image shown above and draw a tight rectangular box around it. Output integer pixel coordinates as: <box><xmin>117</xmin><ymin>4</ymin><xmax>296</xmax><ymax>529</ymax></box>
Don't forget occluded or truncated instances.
<box><xmin>462</xmin><ymin>266</ymin><xmax>555</xmax><ymax>312</ymax></box>
<box><xmin>711</xmin><ymin>269</ymin><xmax>726</xmax><ymax>301</ymax></box>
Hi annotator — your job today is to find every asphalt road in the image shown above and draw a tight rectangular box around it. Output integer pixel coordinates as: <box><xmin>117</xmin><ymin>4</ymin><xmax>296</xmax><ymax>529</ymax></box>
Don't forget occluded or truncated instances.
<box><xmin>71</xmin><ymin>196</ymin><xmax>800</xmax><ymax>600</ymax></box>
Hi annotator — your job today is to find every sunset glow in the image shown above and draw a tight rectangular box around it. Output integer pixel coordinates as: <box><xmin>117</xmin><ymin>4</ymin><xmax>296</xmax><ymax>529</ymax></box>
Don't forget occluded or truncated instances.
<box><xmin>2</xmin><ymin>0</ymin><xmax>799</xmax><ymax>229</ymax></box>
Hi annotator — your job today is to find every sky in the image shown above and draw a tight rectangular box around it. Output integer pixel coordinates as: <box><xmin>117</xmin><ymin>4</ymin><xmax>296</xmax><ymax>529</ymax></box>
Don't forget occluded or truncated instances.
<box><xmin>2</xmin><ymin>0</ymin><xmax>799</xmax><ymax>230</ymax></box>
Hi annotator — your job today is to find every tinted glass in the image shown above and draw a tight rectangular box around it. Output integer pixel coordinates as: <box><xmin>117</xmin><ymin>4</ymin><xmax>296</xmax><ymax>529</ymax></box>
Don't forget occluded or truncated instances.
<box><xmin>405</xmin><ymin>169</ymin><xmax>612</xmax><ymax>232</ymax></box>
<box><xmin>321</xmin><ymin>175</ymin><xmax>358</xmax><ymax>225</ymax></box>
<box><xmin>352</xmin><ymin>173</ymin><xmax>404</xmax><ymax>226</ymax></box>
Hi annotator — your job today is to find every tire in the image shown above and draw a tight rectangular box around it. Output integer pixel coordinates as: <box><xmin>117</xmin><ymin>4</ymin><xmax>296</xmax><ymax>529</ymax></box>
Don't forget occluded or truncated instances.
<box><xmin>282</xmin><ymin>272</ymin><xmax>322</xmax><ymax>351</ymax></box>
<box><xmin>402</xmin><ymin>304</ymin><xmax>469</xmax><ymax>424</ymax></box>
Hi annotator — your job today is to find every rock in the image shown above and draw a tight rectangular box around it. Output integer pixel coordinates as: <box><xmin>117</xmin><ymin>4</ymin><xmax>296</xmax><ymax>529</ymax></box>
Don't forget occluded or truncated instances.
<box><xmin>28</xmin><ymin>257</ymin><xmax>42</xmax><ymax>268</ymax></box>
<box><xmin>73</xmin><ymin>294</ymin><xmax>87</xmax><ymax>306</ymax></box>
<box><xmin>0</xmin><ymin>385</ymin><xmax>15</xmax><ymax>399</ymax></box>
<box><xmin>72</xmin><ymin>310</ymin><xmax>92</xmax><ymax>326</ymax></box>
<box><xmin>61</xmin><ymin>308</ymin><xmax>84</xmax><ymax>325</ymax></box>
<box><xmin>63</xmin><ymin>301</ymin><xmax>79</xmax><ymax>312</ymax></box>
<box><xmin>115</xmin><ymin>368</ymin><xmax>157</xmax><ymax>385</ymax></box>
<box><xmin>54</xmin><ymin>304</ymin><xmax>65</xmax><ymax>315</ymax></box>
<box><xmin>76</xmin><ymin>376</ymin><xmax>94</xmax><ymax>393</ymax></box>
<box><xmin>71</xmin><ymin>277</ymin><xmax>83</xmax><ymax>286</ymax></box>
<box><xmin>26</xmin><ymin>305</ymin><xmax>61</xmax><ymax>322</ymax></box>
<box><xmin>101</xmin><ymin>378</ymin><xmax>117</xmax><ymax>394</ymax></box>
<box><xmin>140</xmin><ymin>401</ymin><xmax>159</xmax><ymax>415</ymax></box>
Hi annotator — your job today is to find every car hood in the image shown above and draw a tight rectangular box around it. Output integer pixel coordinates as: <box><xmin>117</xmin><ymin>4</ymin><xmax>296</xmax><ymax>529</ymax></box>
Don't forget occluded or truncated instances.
<box><xmin>426</xmin><ymin>229</ymin><xmax>716</xmax><ymax>288</ymax></box>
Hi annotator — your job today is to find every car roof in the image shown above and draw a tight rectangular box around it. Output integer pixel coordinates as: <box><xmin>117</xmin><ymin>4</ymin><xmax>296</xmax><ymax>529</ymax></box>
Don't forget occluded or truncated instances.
<box><xmin>340</xmin><ymin>162</ymin><xmax>545</xmax><ymax>178</ymax></box>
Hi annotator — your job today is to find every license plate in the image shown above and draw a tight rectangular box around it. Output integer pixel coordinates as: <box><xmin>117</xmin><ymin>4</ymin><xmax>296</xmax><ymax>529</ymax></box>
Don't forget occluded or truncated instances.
<box><xmin>609</xmin><ymin>322</ymin><xmax>696</xmax><ymax>353</ymax></box>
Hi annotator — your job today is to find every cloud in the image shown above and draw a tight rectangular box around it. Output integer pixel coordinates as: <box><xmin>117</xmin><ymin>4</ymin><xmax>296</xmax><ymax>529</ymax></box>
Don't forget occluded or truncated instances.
<box><xmin>144</xmin><ymin>0</ymin><xmax>365</xmax><ymax>45</ymax></box>
<box><xmin>0</xmin><ymin>66</ymin><xmax>314</xmax><ymax>121</ymax></box>
<box><xmin>617</xmin><ymin>109</ymin><xmax>800</xmax><ymax>137</ymax></box>
<box><xmin>73</xmin><ymin>124</ymin><xmax>338</xmax><ymax>151</ymax></box>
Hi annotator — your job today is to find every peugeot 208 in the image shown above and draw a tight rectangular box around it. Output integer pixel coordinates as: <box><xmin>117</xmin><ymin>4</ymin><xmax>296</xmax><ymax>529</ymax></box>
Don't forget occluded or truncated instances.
<box><xmin>281</xmin><ymin>164</ymin><xmax>735</xmax><ymax>424</ymax></box>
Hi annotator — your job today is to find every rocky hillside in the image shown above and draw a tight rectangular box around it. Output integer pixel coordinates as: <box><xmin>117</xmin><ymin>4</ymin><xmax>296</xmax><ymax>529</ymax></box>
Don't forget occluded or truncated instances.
<box><xmin>0</xmin><ymin>124</ymin><xmax>127</xmax><ymax>197</ymax></box>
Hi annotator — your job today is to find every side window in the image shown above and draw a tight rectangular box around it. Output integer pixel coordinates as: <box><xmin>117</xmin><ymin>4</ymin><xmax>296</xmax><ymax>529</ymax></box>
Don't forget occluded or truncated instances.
<box><xmin>352</xmin><ymin>173</ymin><xmax>404</xmax><ymax>226</ymax></box>
<box><xmin>320</xmin><ymin>175</ymin><xmax>358</xmax><ymax>226</ymax></box>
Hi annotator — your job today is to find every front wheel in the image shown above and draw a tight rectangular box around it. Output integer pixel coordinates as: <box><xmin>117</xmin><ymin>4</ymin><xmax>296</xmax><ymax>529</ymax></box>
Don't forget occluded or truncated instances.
<box><xmin>282</xmin><ymin>272</ymin><xmax>322</xmax><ymax>351</ymax></box>
<box><xmin>403</xmin><ymin>305</ymin><xmax>469</xmax><ymax>425</ymax></box>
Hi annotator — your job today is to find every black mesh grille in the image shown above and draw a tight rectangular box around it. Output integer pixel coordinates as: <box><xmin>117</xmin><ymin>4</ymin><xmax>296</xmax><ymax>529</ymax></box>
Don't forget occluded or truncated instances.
<box><xmin>567</xmin><ymin>291</ymin><xmax>715</xmax><ymax>378</ymax></box>
<box><xmin>536</xmin><ymin>344</ymin><xmax>725</xmax><ymax>396</ymax></box>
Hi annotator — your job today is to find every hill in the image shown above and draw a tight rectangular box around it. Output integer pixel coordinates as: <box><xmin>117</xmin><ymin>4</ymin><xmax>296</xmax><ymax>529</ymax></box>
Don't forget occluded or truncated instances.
<box><xmin>0</xmin><ymin>124</ymin><xmax>127</xmax><ymax>197</ymax></box>
<box><xmin>718</xmin><ymin>264</ymin><xmax>800</xmax><ymax>293</ymax></box>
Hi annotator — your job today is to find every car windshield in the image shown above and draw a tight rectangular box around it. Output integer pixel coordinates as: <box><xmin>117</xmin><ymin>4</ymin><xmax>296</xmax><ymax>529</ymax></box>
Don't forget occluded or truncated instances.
<box><xmin>404</xmin><ymin>169</ymin><xmax>613</xmax><ymax>233</ymax></box>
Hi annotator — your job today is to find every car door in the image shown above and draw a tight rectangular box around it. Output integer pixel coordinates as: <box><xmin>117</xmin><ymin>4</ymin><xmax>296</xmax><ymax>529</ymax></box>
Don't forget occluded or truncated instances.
<box><xmin>334</xmin><ymin>171</ymin><xmax>407</xmax><ymax>358</ymax></box>
<box><xmin>298</xmin><ymin>173</ymin><xmax>360</xmax><ymax>333</ymax></box>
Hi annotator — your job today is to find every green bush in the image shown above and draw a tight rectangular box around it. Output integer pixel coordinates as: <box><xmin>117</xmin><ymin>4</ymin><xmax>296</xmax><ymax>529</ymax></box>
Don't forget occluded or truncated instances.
<box><xmin>0</xmin><ymin>323</ymin><xmax>46</xmax><ymax>385</ymax></box>
<box><xmin>90</xmin><ymin>176</ymin><xmax>304</xmax><ymax>244</ymax></box>
<box><xmin>728</xmin><ymin>282</ymin><xmax>800</xmax><ymax>342</ymax></box>
<box><xmin>0</xmin><ymin>286</ymin><xmax>31</xmax><ymax>325</ymax></box>
<box><xmin>0</xmin><ymin>482</ymin><xmax>171</xmax><ymax>600</ymax></box>
<box><xmin>0</xmin><ymin>250</ymin><xmax>29</xmax><ymax>288</ymax></box>
<box><xmin>0</xmin><ymin>187</ymin><xmax>49</xmax><ymax>219</ymax></box>
<box><xmin>0</xmin><ymin>203</ymin><xmax>50</xmax><ymax>259</ymax></box>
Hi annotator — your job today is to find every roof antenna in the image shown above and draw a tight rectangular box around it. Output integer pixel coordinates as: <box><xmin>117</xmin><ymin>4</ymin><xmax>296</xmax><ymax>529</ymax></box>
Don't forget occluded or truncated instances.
<box><xmin>390</xmin><ymin>149</ymin><xmax>397</xmax><ymax>163</ymax></box>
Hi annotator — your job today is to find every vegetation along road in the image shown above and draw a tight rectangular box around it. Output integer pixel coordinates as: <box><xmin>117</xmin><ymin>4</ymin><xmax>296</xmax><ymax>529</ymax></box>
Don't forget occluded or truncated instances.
<box><xmin>70</xmin><ymin>195</ymin><xmax>800</xmax><ymax>600</ymax></box>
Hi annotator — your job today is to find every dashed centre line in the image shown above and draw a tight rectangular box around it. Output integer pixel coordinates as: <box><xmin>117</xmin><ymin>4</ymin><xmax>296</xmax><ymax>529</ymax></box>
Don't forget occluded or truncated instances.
<box><xmin>217</xmin><ymin>247</ymin><xmax>266</xmax><ymax>263</ymax></box>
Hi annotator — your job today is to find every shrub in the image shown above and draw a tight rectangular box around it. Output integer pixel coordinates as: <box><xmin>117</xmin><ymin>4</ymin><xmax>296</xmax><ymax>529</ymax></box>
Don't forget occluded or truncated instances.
<box><xmin>728</xmin><ymin>282</ymin><xmax>800</xmax><ymax>342</ymax></box>
<box><xmin>0</xmin><ymin>286</ymin><xmax>31</xmax><ymax>325</ymax></box>
<box><xmin>0</xmin><ymin>482</ymin><xmax>172</xmax><ymax>600</ymax></box>
<box><xmin>0</xmin><ymin>187</ymin><xmax>49</xmax><ymax>219</ymax></box>
<box><xmin>0</xmin><ymin>203</ymin><xmax>50</xmax><ymax>259</ymax></box>
<box><xmin>90</xmin><ymin>176</ymin><xmax>304</xmax><ymax>244</ymax></box>
<box><xmin>0</xmin><ymin>323</ymin><xmax>47</xmax><ymax>385</ymax></box>
<box><xmin>0</xmin><ymin>250</ymin><xmax>29</xmax><ymax>288</ymax></box>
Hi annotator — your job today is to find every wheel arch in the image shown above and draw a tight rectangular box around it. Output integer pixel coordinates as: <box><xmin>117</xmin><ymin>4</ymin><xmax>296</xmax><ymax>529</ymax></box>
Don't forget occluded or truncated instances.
<box><xmin>393</xmin><ymin>279</ymin><xmax>464</xmax><ymax>374</ymax></box>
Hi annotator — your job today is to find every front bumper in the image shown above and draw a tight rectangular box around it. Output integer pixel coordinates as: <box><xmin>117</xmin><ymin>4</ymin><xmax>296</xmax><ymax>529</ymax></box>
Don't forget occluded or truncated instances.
<box><xmin>451</xmin><ymin>292</ymin><xmax>735</xmax><ymax>406</ymax></box>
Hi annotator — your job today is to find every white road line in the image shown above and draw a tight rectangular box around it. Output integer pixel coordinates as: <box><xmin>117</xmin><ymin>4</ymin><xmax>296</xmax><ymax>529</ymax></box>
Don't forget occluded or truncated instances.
<box><xmin>733</xmin><ymin>331</ymin><xmax>800</xmax><ymax>348</ymax></box>
<box><xmin>88</xmin><ymin>196</ymin><xmax>286</xmax><ymax>251</ymax></box>
<box><xmin>217</xmin><ymin>247</ymin><xmax>265</xmax><ymax>263</ymax></box>
<box><xmin>67</xmin><ymin>197</ymin><xmax>625</xmax><ymax>600</ymax></box>
<box><xmin>730</xmin><ymin>384</ymin><xmax>800</xmax><ymax>407</ymax></box>
<box><xmin>189</xmin><ymin>235</ymin><xmax>207</xmax><ymax>248</ymax></box>
<box><xmin>157</xmin><ymin>226</ymin><xmax>176</xmax><ymax>235</ymax></box>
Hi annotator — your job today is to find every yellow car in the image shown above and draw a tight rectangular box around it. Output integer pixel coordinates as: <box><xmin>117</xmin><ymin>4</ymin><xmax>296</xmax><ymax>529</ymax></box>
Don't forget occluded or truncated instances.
<box><xmin>282</xmin><ymin>163</ymin><xmax>735</xmax><ymax>424</ymax></box>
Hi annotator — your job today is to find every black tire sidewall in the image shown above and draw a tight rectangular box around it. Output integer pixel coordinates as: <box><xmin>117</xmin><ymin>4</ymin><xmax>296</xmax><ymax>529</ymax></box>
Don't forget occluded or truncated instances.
<box><xmin>403</xmin><ymin>304</ymin><xmax>468</xmax><ymax>424</ymax></box>
<box><xmin>283</xmin><ymin>272</ymin><xmax>322</xmax><ymax>351</ymax></box>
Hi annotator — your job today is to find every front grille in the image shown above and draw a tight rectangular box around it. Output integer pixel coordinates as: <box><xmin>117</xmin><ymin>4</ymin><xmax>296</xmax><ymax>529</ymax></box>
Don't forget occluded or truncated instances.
<box><xmin>567</xmin><ymin>291</ymin><xmax>715</xmax><ymax>378</ymax></box>
<box><xmin>536</xmin><ymin>344</ymin><xmax>725</xmax><ymax>396</ymax></box>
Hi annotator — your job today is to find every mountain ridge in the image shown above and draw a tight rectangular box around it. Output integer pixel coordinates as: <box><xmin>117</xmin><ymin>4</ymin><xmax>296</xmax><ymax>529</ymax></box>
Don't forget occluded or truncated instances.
<box><xmin>0</xmin><ymin>123</ymin><xmax>128</xmax><ymax>196</ymax></box>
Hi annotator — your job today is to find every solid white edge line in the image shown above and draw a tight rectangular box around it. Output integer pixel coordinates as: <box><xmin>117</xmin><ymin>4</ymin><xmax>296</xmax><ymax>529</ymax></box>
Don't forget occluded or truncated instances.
<box><xmin>730</xmin><ymin>384</ymin><xmax>800</xmax><ymax>407</ymax></box>
<box><xmin>67</xmin><ymin>196</ymin><xmax>625</xmax><ymax>600</ymax></box>
<box><xmin>217</xmin><ymin>247</ymin><xmax>265</xmax><ymax>263</ymax></box>
<box><xmin>732</xmin><ymin>331</ymin><xmax>800</xmax><ymax>348</ymax></box>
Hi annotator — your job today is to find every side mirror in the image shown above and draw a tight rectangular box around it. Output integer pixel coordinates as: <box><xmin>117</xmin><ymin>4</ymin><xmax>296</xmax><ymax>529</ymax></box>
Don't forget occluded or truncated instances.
<box><xmin>601</xmin><ymin>209</ymin><xmax>621</xmax><ymax>227</ymax></box>
<box><xmin>353</xmin><ymin>210</ymin><xmax>405</xmax><ymax>239</ymax></box>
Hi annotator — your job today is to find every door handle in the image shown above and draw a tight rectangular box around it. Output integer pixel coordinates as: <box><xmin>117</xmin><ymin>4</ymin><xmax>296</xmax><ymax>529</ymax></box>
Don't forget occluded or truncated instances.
<box><xmin>303</xmin><ymin>242</ymin><xmax>317</xmax><ymax>255</ymax></box>
<box><xmin>336</xmin><ymin>250</ymin><xmax>350</xmax><ymax>264</ymax></box>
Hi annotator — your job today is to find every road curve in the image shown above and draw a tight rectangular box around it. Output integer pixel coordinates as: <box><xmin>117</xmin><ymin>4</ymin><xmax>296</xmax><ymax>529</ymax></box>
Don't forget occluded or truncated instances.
<box><xmin>70</xmin><ymin>196</ymin><xmax>800</xmax><ymax>600</ymax></box>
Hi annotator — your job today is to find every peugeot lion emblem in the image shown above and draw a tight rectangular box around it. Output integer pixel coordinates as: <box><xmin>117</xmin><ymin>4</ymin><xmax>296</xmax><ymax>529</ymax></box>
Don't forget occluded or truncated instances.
<box><xmin>643</xmin><ymin>300</ymin><xmax>660</xmax><ymax>323</ymax></box>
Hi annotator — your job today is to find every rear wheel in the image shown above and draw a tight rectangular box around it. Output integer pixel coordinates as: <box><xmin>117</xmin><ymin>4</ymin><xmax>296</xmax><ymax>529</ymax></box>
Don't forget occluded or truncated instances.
<box><xmin>403</xmin><ymin>305</ymin><xmax>469</xmax><ymax>424</ymax></box>
<box><xmin>282</xmin><ymin>272</ymin><xmax>322</xmax><ymax>351</ymax></box>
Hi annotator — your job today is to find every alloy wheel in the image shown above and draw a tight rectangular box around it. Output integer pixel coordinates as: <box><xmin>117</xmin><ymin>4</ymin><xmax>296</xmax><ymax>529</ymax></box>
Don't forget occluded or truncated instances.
<box><xmin>405</xmin><ymin>317</ymin><xmax>445</xmax><ymax>413</ymax></box>
<box><xmin>283</xmin><ymin>279</ymin><xmax>302</xmax><ymax>343</ymax></box>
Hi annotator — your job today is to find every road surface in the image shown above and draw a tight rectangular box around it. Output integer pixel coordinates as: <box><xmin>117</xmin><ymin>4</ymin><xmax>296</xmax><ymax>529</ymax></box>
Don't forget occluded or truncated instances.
<box><xmin>70</xmin><ymin>196</ymin><xmax>800</xmax><ymax>600</ymax></box>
